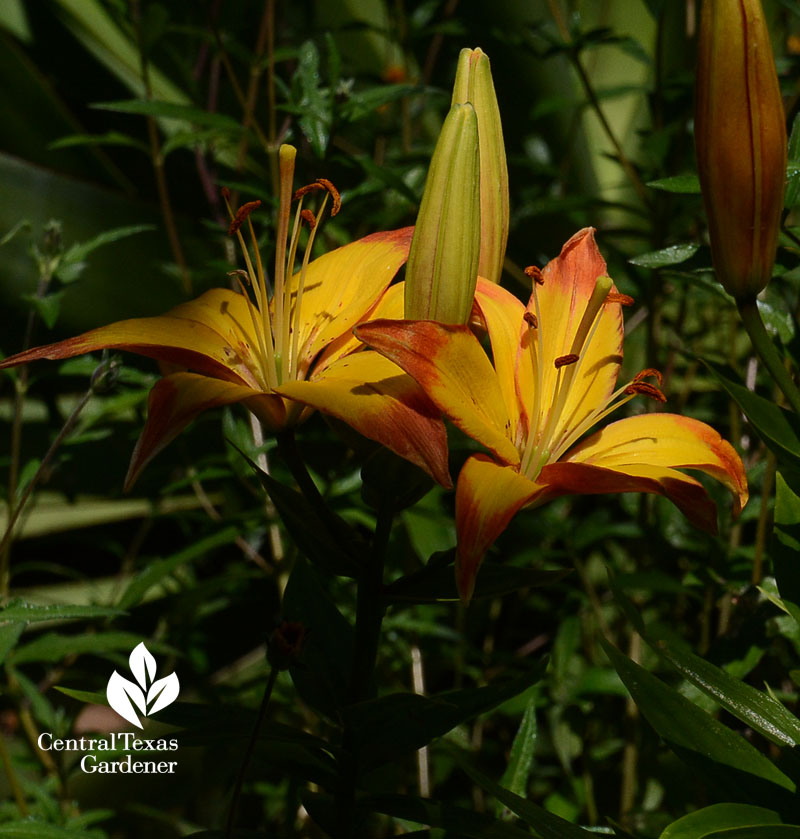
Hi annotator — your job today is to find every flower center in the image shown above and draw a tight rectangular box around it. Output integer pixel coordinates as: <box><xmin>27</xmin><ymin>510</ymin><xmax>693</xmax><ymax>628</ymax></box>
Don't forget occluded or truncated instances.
<box><xmin>221</xmin><ymin>144</ymin><xmax>340</xmax><ymax>391</ymax></box>
<box><xmin>517</xmin><ymin>274</ymin><xmax>665</xmax><ymax>482</ymax></box>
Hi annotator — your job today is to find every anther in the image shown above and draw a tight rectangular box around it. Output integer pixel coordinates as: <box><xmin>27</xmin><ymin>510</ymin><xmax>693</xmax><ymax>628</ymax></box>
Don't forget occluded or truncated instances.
<box><xmin>524</xmin><ymin>311</ymin><xmax>538</xmax><ymax>328</ymax></box>
<box><xmin>525</xmin><ymin>265</ymin><xmax>545</xmax><ymax>285</ymax></box>
<box><xmin>300</xmin><ymin>209</ymin><xmax>317</xmax><ymax>229</ymax></box>
<box><xmin>221</xmin><ymin>186</ymin><xmax>231</xmax><ymax>201</ymax></box>
<box><xmin>293</xmin><ymin>179</ymin><xmax>342</xmax><ymax>216</ymax></box>
<box><xmin>554</xmin><ymin>353</ymin><xmax>579</xmax><ymax>369</ymax></box>
<box><xmin>227</xmin><ymin>269</ymin><xmax>251</xmax><ymax>285</ymax></box>
<box><xmin>633</xmin><ymin>368</ymin><xmax>664</xmax><ymax>386</ymax></box>
<box><xmin>624</xmin><ymin>382</ymin><xmax>667</xmax><ymax>402</ymax></box>
<box><xmin>228</xmin><ymin>200</ymin><xmax>262</xmax><ymax>235</ymax></box>
<box><xmin>606</xmin><ymin>292</ymin><xmax>634</xmax><ymax>306</ymax></box>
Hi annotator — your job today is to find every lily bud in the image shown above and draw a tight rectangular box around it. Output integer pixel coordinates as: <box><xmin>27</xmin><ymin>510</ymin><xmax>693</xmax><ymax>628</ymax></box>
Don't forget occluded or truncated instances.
<box><xmin>452</xmin><ymin>47</ymin><xmax>509</xmax><ymax>286</ymax></box>
<box><xmin>404</xmin><ymin>102</ymin><xmax>481</xmax><ymax>324</ymax></box>
<box><xmin>695</xmin><ymin>0</ymin><xmax>787</xmax><ymax>301</ymax></box>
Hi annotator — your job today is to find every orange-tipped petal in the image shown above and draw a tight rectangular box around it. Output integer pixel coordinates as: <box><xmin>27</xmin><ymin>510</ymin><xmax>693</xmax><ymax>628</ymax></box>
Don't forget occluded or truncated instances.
<box><xmin>561</xmin><ymin>413</ymin><xmax>748</xmax><ymax>516</ymax></box>
<box><xmin>529</xmin><ymin>228</ymin><xmax>623</xmax><ymax>441</ymax></box>
<box><xmin>474</xmin><ymin>278</ymin><xmax>529</xmax><ymax>444</ymax></box>
<box><xmin>288</xmin><ymin>227</ymin><xmax>414</xmax><ymax>375</ymax></box>
<box><xmin>455</xmin><ymin>454</ymin><xmax>540</xmax><ymax>602</ymax></box>
<box><xmin>0</xmin><ymin>288</ymin><xmax>259</xmax><ymax>388</ymax></box>
<box><xmin>355</xmin><ymin>318</ymin><xmax>519</xmax><ymax>465</ymax></box>
<box><xmin>275</xmin><ymin>351</ymin><xmax>452</xmax><ymax>488</ymax></box>
<box><xmin>536</xmin><ymin>461</ymin><xmax>721</xmax><ymax>533</ymax></box>
<box><xmin>125</xmin><ymin>372</ymin><xmax>267</xmax><ymax>490</ymax></box>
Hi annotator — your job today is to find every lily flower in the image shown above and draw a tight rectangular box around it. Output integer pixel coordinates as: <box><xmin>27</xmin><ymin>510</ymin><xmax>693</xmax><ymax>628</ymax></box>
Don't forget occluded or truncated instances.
<box><xmin>356</xmin><ymin>228</ymin><xmax>748</xmax><ymax>601</ymax></box>
<box><xmin>0</xmin><ymin>145</ymin><xmax>451</xmax><ymax>490</ymax></box>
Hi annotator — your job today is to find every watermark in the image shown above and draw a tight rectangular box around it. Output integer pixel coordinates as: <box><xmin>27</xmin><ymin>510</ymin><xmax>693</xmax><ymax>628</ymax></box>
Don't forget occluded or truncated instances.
<box><xmin>39</xmin><ymin>642</ymin><xmax>181</xmax><ymax>774</ymax></box>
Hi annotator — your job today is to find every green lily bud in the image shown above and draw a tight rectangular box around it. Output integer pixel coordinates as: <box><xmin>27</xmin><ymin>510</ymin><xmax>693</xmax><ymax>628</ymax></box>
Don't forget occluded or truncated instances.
<box><xmin>452</xmin><ymin>47</ymin><xmax>509</xmax><ymax>286</ymax></box>
<box><xmin>695</xmin><ymin>0</ymin><xmax>787</xmax><ymax>301</ymax></box>
<box><xmin>405</xmin><ymin>102</ymin><xmax>481</xmax><ymax>324</ymax></box>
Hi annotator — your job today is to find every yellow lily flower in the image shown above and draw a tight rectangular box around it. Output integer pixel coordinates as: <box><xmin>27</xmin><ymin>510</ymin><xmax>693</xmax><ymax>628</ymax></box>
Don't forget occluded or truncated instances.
<box><xmin>0</xmin><ymin>145</ymin><xmax>451</xmax><ymax>491</ymax></box>
<box><xmin>357</xmin><ymin>228</ymin><xmax>749</xmax><ymax>601</ymax></box>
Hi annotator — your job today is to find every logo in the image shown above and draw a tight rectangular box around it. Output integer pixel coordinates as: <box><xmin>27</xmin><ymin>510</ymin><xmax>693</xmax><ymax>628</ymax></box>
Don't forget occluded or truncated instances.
<box><xmin>106</xmin><ymin>642</ymin><xmax>179</xmax><ymax>729</ymax></box>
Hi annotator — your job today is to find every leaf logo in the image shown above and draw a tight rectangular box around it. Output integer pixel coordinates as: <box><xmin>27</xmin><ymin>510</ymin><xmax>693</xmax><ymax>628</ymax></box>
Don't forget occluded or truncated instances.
<box><xmin>106</xmin><ymin>642</ymin><xmax>179</xmax><ymax>729</ymax></box>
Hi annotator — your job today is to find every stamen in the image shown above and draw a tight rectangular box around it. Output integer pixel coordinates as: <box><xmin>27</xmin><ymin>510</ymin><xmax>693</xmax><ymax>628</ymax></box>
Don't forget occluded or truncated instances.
<box><xmin>273</xmin><ymin>145</ymin><xmax>297</xmax><ymax>384</ymax></box>
<box><xmin>633</xmin><ymin>368</ymin><xmax>663</xmax><ymax>385</ymax></box>
<box><xmin>624</xmin><ymin>381</ymin><xmax>667</xmax><ymax>402</ymax></box>
<box><xmin>524</xmin><ymin>265</ymin><xmax>545</xmax><ymax>285</ymax></box>
<box><xmin>293</xmin><ymin>179</ymin><xmax>342</xmax><ymax>216</ymax></box>
<box><xmin>607</xmin><ymin>292</ymin><xmax>634</xmax><ymax>306</ymax></box>
<box><xmin>300</xmin><ymin>209</ymin><xmax>317</xmax><ymax>229</ymax></box>
<box><xmin>523</xmin><ymin>311</ymin><xmax>538</xmax><ymax>328</ymax></box>
<box><xmin>228</xmin><ymin>200</ymin><xmax>262</xmax><ymax>235</ymax></box>
<box><xmin>554</xmin><ymin>353</ymin><xmax>579</xmax><ymax>368</ymax></box>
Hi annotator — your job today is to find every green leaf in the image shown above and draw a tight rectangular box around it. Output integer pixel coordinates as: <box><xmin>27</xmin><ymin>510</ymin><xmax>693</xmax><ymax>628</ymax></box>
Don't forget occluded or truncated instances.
<box><xmin>0</xmin><ymin>825</ymin><xmax>109</xmax><ymax>839</ymax></box>
<box><xmin>255</xmin><ymin>469</ymin><xmax>363</xmax><ymax>578</ymax></box>
<box><xmin>601</xmin><ymin>638</ymin><xmax>796</xmax><ymax>801</ymax></box>
<box><xmin>282</xmin><ymin>557</ymin><xmax>354</xmax><ymax>719</ymax></box>
<box><xmin>53</xmin><ymin>686</ymin><xmax>107</xmax><ymax>705</ymax></box>
<box><xmin>611</xmin><ymin>585</ymin><xmax>800</xmax><ymax>747</ymax></box>
<box><xmin>629</xmin><ymin>243</ymin><xmax>698</xmax><ymax>269</ymax></box>
<box><xmin>340</xmin><ymin>84</ymin><xmax>426</xmax><ymax>122</ymax></box>
<box><xmin>92</xmin><ymin>99</ymin><xmax>244</xmax><ymax>132</ymax></box>
<box><xmin>362</xmin><ymin>793</ymin><xmax>533</xmax><ymax>838</ymax></box>
<box><xmin>22</xmin><ymin>289</ymin><xmax>64</xmax><ymax>328</ymax></box>
<box><xmin>497</xmin><ymin>694</ymin><xmax>538</xmax><ymax>818</ymax></box>
<box><xmin>661</xmin><ymin>804</ymin><xmax>782</xmax><ymax>839</ymax></box>
<box><xmin>61</xmin><ymin>223</ymin><xmax>154</xmax><ymax>266</ymax></box>
<box><xmin>774</xmin><ymin>470</ymin><xmax>800</xmax><ymax>608</ymax></box>
<box><xmin>702</xmin><ymin>359</ymin><xmax>800</xmax><ymax>468</ymax></box>
<box><xmin>12</xmin><ymin>631</ymin><xmax>161</xmax><ymax>664</ymax></box>
<box><xmin>342</xmin><ymin>662</ymin><xmax>544</xmax><ymax>770</ymax></box>
<box><xmin>117</xmin><ymin>526</ymin><xmax>240</xmax><ymax>609</ymax></box>
<box><xmin>294</xmin><ymin>40</ymin><xmax>330</xmax><ymax>157</ymax></box>
<box><xmin>647</xmin><ymin>174</ymin><xmax>701</xmax><ymax>193</ymax></box>
<box><xmin>0</xmin><ymin>623</ymin><xmax>24</xmax><ymax>665</ymax></box>
<box><xmin>0</xmin><ymin>600</ymin><xmax>124</xmax><ymax>624</ymax></box>
<box><xmin>451</xmin><ymin>748</ymin><xmax>596</xmax><ymax>839</ymax></box>
<box><xmin>48</xmin><ymin>131</ymin><xmax>150</xmax><ymax>153</ymax></box>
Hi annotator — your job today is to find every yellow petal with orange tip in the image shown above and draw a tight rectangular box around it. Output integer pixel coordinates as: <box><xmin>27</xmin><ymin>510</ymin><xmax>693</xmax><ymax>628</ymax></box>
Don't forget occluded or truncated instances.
<box><xmin>454</xmin><ymin>454</ymin><xmax>540</xmax><ymax>602</ymax></box>
<box><xmin>276</xmin><ymin>351</ymin><xmax>452</xmax><ymax>488</ymax></box>
<box><xmin>560</xmin><ymin>412</ymin><xmax>749</xmax><ymax>516</ymax></box>
<box><xmin>0</xmin><ymin>290</ymin><xmax>257</xmax><ymax>386</ymax></box>
<box><xmin>125</xmin><ymin>372</ymin><xmax>270</xmax><ymax>491</ymax></box>
<box><xmin>535</xmin><ymin>461</ymin><xmax>722</xmax><ymax>534</ymax></box>
<box><xmin>474</xmin><ymin>278</ymin><xmax>529</xmax><ymax>445</ymax></box>
<box><xmin>355</xmin><ymin>318</ymin><xmax>520</xmax><ymax>466</ymax></box>
<box><xmin>284</xmin><ymin>226</ymin><xmax>414</xmax><ymax>375</ymax></box>
<box><xmin>313</xmin><ymin>282</ymin><xmax>406</xmax><ymax>378</ymax></box>
<box><xmin>528</xmin><ymin>228</ymin><xmax>623</xmax><ymax>442</ymax></box>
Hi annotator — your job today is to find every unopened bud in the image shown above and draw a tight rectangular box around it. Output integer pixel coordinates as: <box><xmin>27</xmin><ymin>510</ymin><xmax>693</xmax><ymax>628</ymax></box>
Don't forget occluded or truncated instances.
<box><xmin>452</xmin><ymin>48</ymin><xmax>509</xmax><ymax>286</ymax></box>
<box><xmin>695</xmin><ymin>0</ymin><xmax>787</xmax><ymax>301</ymax></box>
<box><xmin>405</xmin><ymin>102</ymin><xmax>480</xmax><ymax>324</ymax></box>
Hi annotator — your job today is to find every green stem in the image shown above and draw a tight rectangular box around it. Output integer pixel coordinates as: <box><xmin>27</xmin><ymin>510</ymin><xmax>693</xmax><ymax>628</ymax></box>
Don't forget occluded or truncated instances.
<box><xmin>225</xmin><ymin>666</ymin><xmax>278</xmax><ymax>838</ymax></box>
<box><xmin>0</xmin><ymin>727</ymin><xmax>27</xmax><ymax>815</ymax></box>
<box><xmin>737</xmin><ymin>299</ymin><xmax>800</xmax><ymax>415</ymax></box>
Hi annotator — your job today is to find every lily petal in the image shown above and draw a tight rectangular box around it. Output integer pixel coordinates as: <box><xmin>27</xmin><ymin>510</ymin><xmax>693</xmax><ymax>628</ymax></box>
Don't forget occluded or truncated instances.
<box><xmin>289</xmin><ymin>227</ymin><xmax>414</xmax><ymax>375</ymax></box>
<box><xmin>455</xmin><ymin>454</ymin><xmax>540</xmax><ymax>602</ymax></box>
<box><xmin>561</xmin><ymin>412</ymin><xmax>748</xmax><ymax>515</ymax></box>
<box><xmin>530</xmin><ymin>228</ymin><xmax>624</xmax><ymax>442</ymax></box>
<box><xmin>356</xmin><ymin>319</ymin><xmax>519</xmax><ymax>465</ymax></box>
<box><xmin>474</xmin><ymin>278</ymin><xmax>529</xmax><ymax>445</ymax></box>
<box><xmin>536</xmin><ymin>461</ymin><xmax>721</xmax><ymax>533</ymax></box>
<box><xmin>126</xmin><ymin>372</ymin><xmax>268</xmax><ymax>491</ymax></box>
<box><xmin>276</xmin><ymin>351</ymin><xmax>452</xmax><ymax>488</ymax></box>
<box><xmin>0</xmin><ymin>288</ymin><xmax>259</xmax><ymax>388</ymax></box>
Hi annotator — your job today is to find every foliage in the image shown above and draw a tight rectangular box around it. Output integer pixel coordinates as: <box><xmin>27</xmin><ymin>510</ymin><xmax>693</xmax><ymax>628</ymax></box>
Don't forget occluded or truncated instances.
<box><xmin>1</xmin><ymin>1</ymin><xmax>800</xmax><ymax>837</ymax></box>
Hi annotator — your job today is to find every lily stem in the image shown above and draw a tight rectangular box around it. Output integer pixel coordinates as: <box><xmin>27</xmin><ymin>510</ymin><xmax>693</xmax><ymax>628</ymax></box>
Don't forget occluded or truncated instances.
<box><xmin>737</xmin><ymin>299</ymin><xmax>800</xmax><ymax>416</ymax></box>
<box><xmin>225</xmin><ymin>666</ymin><xmax>278</xmax><ymax>839</ymax></box>
<box><xmin>337</xmin><ymin>501</ymin><xmax>393</xmax><ymax>838</ymax></box>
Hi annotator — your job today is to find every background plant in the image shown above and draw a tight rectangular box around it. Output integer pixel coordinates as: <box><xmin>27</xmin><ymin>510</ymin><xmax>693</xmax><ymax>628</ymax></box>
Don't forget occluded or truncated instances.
<box><xmin>1</xmin><ymin>1</ymin><xmax>800</xmax><ymax>837</ymax></box>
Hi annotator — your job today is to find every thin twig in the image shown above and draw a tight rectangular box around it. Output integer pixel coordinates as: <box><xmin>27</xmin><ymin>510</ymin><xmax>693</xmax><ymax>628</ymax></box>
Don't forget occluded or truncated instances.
<box><xmin>131</xmin><ymin>0</ymin><xmax>192</xmax><ymax>294</ymax></box>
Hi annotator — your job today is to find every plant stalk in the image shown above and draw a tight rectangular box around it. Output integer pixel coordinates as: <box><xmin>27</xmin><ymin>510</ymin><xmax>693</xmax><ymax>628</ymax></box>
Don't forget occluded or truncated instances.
<box><xmin>737</xmin><ymin>299</ymin><xmax>800</xmax><ymax>415</ymax></box>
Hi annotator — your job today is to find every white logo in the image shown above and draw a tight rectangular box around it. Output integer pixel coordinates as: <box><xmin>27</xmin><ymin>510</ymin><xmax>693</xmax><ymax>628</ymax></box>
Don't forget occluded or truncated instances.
<box><xmin>106</xmin><ymin>642</ymin><xmax>179</xmax><ymax>729</ymax></box>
